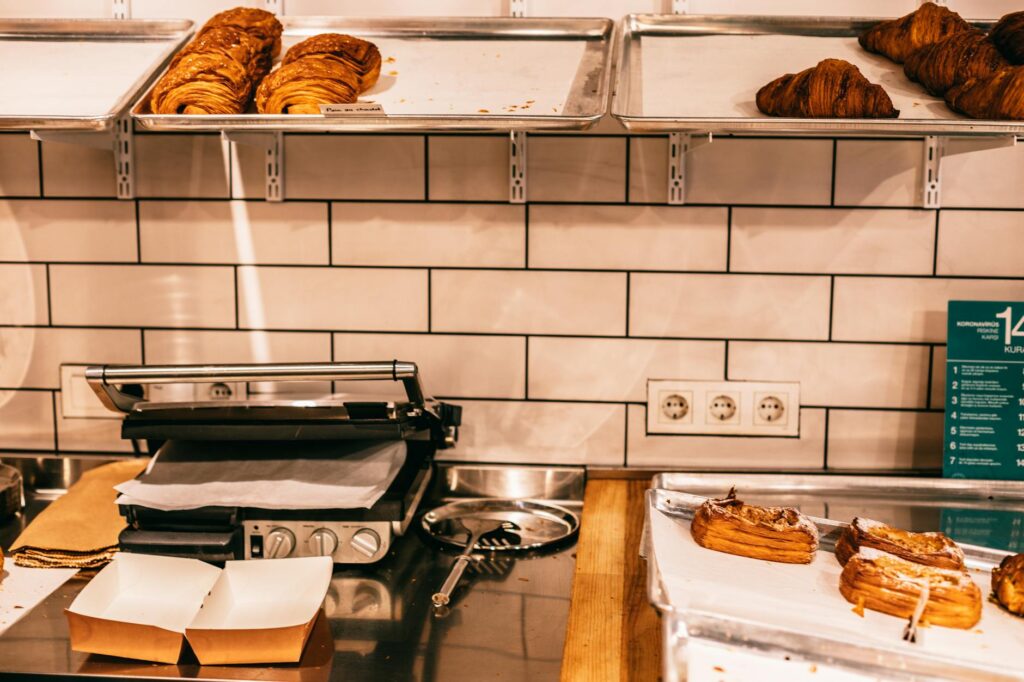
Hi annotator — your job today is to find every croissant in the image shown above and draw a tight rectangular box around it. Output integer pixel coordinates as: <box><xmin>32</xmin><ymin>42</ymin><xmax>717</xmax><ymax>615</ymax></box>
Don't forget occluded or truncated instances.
<box><xmin>991</xmin><ymin>553</ymin><xmax>1024</xmax><ymax>616</ymax></box>
<box><xmin>203</xmin><ymin>7</ymin><xmax>282</xmax><ymax>59</ymax></box>
<box><xmin>172</xmin><ymin>26</ymin><xmax>263</xmax><ymax>77</ymax></box>
<box><xmin>904</xmin><ymin>31</ymin><xmax>1009</xmax><ymax>96</ymax></box>
<box><xmin>756</xmin><ymin>59</ymin><xmax>898</xmax><ymax>119</ymax></box>
<box><xmin>255</xmin><ymin>58</ymin><xmax>361</xmax><ymax>114</ymax></box>
<box><xmin>840</xmin><ymin>548</ymin><xmax>982</xmax><ymax>629</ymax></box>
<box><xmin>282</xmin><ymin>33</ymin><xmax>382</xmax><ymax>93</ymax></box>
<box><xmin>835</xmin><ymin>518</ymin><xmax>965</xmax><ymax>570</ymax></box>
<box><xmin>992</xmin><ymin>12</ymin><xmax>1024</xmax><ymax>64</ymax></box>
<box><xmin>150</xmin><ymin>53</ymin><xmax>252</xmax><ymax>115</ymax></box>
<box><xmin>945</xmin><ymin>66</ymin><xmax>1024</xmax><ymax>119</ymax></box>
<box><xmin>859</xmin><ymin>2</ymin><xmax>973</xmax><ymax>64</ymax></box>
<box><xmin>690</xmin><ymin>488</ymin><xmax>819</xmax><ymax>564</ymax></box>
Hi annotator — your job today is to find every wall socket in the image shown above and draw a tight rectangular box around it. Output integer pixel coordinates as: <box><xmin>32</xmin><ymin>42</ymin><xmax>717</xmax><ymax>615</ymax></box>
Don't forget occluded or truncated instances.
<box><xmin>146</xmin><ymin>382</ymin><xmax>247</xmax><ymax>403</ymax></box>
<box><xmin>647</xmin><ymin>379</ymin><xmax>800</xmax><ymax>437</ymax></box>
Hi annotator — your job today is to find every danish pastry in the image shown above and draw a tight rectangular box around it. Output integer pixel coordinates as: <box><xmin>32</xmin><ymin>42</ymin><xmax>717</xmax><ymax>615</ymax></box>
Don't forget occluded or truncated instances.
<box><xmin>991</xmin><ymin>553</ymin><xmax>1024</xmax><ymax>616</ymax></box>
<box><xmin>945</xmin><ymin>66</ymin><xmax>1024</xmax><ymax>119</ymax></box>
<box><xmin>255</xmin><ymin>57</ymin><xmax>361</xmax><ymax>114</ymax></box>
<box><xmin>859</xmin><ymin>2</ymin><xmax>973</xmax><ymax>64</ymax></box>
<box><xmin>839</xmin><ymin>548</ymin><xmax>982</xmax><ymax>629</ymax></box>
<box><xmin>991</xmin><ymin>11</ymin><xmax>1024</xmax><ymax>64</ymax></box>
<box><xmin>690</xmin><ymin>488</ymin><xmax>819</xmax><ymax>564</ymax></box>
<box><xmin>756</xmin><ymin>59</ymin><xmax>898</xmax><ymax>119</ymax></box>
<box><xmin>903</xmin><ymin>30</ymin><xmax>1009</xmax><ymax>96</ymax></box>
<box><xmin>835</xmin><ymin>517</ymin><xmax>965</xmax><ymax>570</ymax></box>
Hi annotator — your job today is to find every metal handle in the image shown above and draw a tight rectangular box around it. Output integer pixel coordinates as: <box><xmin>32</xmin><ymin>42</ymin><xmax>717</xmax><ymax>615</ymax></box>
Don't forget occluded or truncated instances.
<box><xmin>432</xmin><ymin>554</ymin><xmax>473</xmax><ymax>608</ymax></box>
<box><xmin>85</xmin><ymin>360</ymin><xmax>425</xmax><ymax>413</ymax></box>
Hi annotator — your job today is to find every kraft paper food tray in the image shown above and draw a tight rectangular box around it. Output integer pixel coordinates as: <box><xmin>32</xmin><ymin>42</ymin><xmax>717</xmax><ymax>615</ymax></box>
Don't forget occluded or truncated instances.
<box><xmin>645</xmin><ymin>488</ymin><xmax>1024</xmax><ymax>682</ymax></box>
<box><xmin>66</xmin><ymin>553</ymin><xmax>332</xmax><ymax>665</ymax></box>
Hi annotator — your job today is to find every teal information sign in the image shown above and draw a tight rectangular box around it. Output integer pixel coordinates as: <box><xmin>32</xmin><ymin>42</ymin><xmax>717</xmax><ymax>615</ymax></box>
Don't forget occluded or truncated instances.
<box><xmin>944</xmin><ymin>300</ymin><xmax>1024</xmax><ymax>480</ymax></box>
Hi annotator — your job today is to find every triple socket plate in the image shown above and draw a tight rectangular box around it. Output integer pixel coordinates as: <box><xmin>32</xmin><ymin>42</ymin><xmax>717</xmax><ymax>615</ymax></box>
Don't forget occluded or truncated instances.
<box><xmin>647</xmin><ymin>379</ymin><xmax>800</xmax><ymax>437</ymax></box>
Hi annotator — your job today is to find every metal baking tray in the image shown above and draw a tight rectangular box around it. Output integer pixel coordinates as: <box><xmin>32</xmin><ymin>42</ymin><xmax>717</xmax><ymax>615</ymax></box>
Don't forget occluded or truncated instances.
<box><xmin>132</xmin><ymin>16</ymin><xmax>613</xmax><ymax>132</ymax></box>
<box><xmin>644</xmin><ymin>473</ymin><xmax>1024</xmax><ymax>682</ymax></box>
<box><xmin>0</xmin><ymin>19</ymin><xmax>193</xmax><ymax>132</ymax></box>
<box><xmin>612</xmin><ymin>14</ymin><xmax>1024</xmax><ymax>137</ymax></box>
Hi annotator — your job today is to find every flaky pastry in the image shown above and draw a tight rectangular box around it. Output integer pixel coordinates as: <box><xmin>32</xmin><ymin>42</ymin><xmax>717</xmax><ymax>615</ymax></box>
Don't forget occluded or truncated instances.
<box><xmin>835</xmin><ymin>517</ymin><xmax>965</xmax><ymax>570</ymax></box>
<box><xmin>991</xmin><ymin>553</ymin><xmax>1024</xmax><ymax>616</ymax></box>
<box><xmin>859</xmin><ymin>2</ymin><xmax>973</xmax><ymax>64</ymax></box>
<box><xmin>690</xmin><ymin>488</ymin><xmax>819</xmax><ymax>564</ymax></box>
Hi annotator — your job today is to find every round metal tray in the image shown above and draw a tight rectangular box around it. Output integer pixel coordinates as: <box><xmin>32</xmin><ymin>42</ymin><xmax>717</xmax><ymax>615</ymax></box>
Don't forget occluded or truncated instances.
<box><xmin>421</xmin><ymin>498</ymin><xmax>579</xmax><ymax>552</ymax></box>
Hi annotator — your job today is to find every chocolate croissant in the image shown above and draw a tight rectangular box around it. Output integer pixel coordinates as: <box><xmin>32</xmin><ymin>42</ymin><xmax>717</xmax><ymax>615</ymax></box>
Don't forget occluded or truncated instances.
<box><xmin>255</xmin><ymin>58</ymin><xmax>361</xmax><ymax>114</ymax></box>
<box><xmin>840</xmin><ymin>548</ymin><xmax>982</xmax><ymax>630</ymax></box>
<box><xmin>756</xmin><ymin>59</ymin><xmax>898</xmax><ymax>119</ymax></box>
<box><xmin>282</xmin><ymin>33</ymin><xmax>382</xmax><ymax>93</ymax></box>
<box><xmin>690</xmin><ymin>488</ymin><xmax>819</xmax><ymax>564</ymax></box>
<box><xmin>945</xmin><ymin>66</ymin><xmax>1024</xmax><ymax>119</ymax></box>
<box><xmin>991</xmin><ymin>553</ymin><xmax>1024</xmax><ymax>616</ymax></box>
<box><xmin>904</xmin><ymin>31</ymin><xmax>1009</xmax><ymax>96</ymax></box>
<box><xmin>203</xmin><ymin>7</ymin><xmax>282</xmax><ymax>59</ymax></box>
<box><xmin>859</xmin><ymin>2</ymin><xmax>973</xmax><ymax>64</ymax></box>
<box><xmin>991</xmin><ymin>11</ymin><xmax>1024</xmax><ymax>64</ymax></box>
<box><xmin>835</xmin><ymin>517</ymin><xmax>965</xmax><ymax>570</ymax></box>
<box><xmin>150</xmin><ymin>53</ymin><xmax>253</xmax><ymax>115</ymax></box>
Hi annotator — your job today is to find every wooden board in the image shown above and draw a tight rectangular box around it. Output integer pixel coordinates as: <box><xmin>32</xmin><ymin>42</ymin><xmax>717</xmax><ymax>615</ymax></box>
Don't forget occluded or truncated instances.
<box><xmin>561</xmin><ymin>478</ymin><xmax>661</xmax><ymax>682</ymax></box>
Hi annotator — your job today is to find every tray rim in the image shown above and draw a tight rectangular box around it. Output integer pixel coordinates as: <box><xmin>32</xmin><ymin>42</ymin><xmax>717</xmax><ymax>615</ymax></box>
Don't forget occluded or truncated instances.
<box><xmin>130</xmin><ymin>15</ymin><xmax>615</xmax><ymax>133</ymax></box>
<box><xmin>0</xmin><ymin>18</ymin><xmax>194</xmax><ymax>133</ymax></box>
<box><xmin>643</xmin><ymin>485</ymin><xmax>1024</xmax><ymax>682</ymax></box>
<box><xmin>611</xmin><ymin>13</ymin><xmax>1024</xmax><ymax>138</ymax></box>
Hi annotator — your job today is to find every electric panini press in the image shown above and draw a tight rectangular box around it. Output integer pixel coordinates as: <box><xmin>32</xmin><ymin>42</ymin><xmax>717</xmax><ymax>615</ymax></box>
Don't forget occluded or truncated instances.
<box><xmin>85</xmin><ymin>361</ymin><xmax>461</xmax><ymax>565</ymax></box>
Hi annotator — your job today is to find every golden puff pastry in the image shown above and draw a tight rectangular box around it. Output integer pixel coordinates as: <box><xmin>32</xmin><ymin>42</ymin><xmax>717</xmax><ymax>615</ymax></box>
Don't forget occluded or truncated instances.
<box><xmin>203</xmin><ymin>7</ymin><xmax>283</xmax><ymax>59</ymax></box>
<box><xmin>756</xmin><ymin>58</ymin><xmax>898</xmax><ymax>119</ymax></box>
<box><xmin>835</xmin><ymin>517</ymin><xmax>965</xmax><ymax>571</ymax></box>
<box><xmin>150</xmin><ymin>53</ymin><xmax>253</xmax><ymax>115</ymax></box>
<box><xmin>991</xmin><ymin>553</ymin><xmax>1024</xmax><ymax>616</ymax></box>
<box><xmin>690</xmin><ymin>488</ymin><xmax>819</xmax><ymax>564</ymax></box>
<box><xmin>991</xmin><ymin>11</ymin><xmax>1024</xmax><ymax>64</ymax></box>
<box><xmin>945</xmin><ymin>66</ymin><xmax>1024</xmax><ymax>119</ymax></box>
<box><xmin>282</xmin><ymin>33</ymin><xmax>382</xmax><ymax>93</ymax></box>
<box><xmin>904</xmin><ymin>30</ymin><xmax>1009</xmax><ymax>96</ymax></box>
<box><xmin>840</xmin><ymin>548</ymin><xmax>982</xmax><ymax>629</ymax></box>
<box><xmin>859</xmin><ymin>2</ymin><xmax>973</xmax><ymax>64</ymax></box>
<box><xmin>255</xmin><ymin>57</ymin><xmax>361</xmax><ymax>114</ymax></box>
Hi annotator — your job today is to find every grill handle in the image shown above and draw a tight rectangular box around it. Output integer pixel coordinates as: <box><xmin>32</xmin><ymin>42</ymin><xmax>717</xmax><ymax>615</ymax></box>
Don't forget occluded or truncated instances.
<box><xmin>85</xmin><ymin>360</ymin><xmax>426</xmax><ymax>413</ymax></box>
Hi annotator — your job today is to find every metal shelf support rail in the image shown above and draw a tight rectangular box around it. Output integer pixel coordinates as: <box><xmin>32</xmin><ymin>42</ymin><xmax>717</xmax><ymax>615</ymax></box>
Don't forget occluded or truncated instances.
<box><xmin>666</xmin><ymin>0</ymin><xmax>706</xmax><ymax>207</ymax></box>
<box><xmin>509</xmin><ymin>0</ymin><xmax>528</xmax><ymax>203</ymax></box>
<box><xmin>30</xmin><ymin>0</ymin><xmax>137</xmax><ymax>199</ymax></box>
<box><xmin>223</xmin><ymin>131</ymin><xmax>285</xmax><ymax>202</ymax></box>
<box><xmin>922</xmin><ymin>135</ymin><xmax>1017</xmax><ymax>209</ymax></box>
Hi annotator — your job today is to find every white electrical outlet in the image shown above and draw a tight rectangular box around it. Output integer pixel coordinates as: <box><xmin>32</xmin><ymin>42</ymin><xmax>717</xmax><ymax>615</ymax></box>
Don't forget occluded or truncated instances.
<box><xmin>647</xmin><ymin>380</ymin><xmax>800</xmax><ymax>437</ymax></box>
<box><xmin>146</xmin><ymin>382</ymin><xmax>247</xmax><ymax>403</ymax></box>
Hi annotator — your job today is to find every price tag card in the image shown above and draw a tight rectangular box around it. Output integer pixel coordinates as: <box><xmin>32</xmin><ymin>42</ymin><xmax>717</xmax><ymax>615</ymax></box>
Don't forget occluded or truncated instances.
<box><xmin>319</xmin><ymin>102</ymin><xmax>386</xmax><ymax>115</ymax></box>
<box><xmin>944</xmin><ymin>300</ymin><xmax>1024</xmax><ymax>480</ymax></box>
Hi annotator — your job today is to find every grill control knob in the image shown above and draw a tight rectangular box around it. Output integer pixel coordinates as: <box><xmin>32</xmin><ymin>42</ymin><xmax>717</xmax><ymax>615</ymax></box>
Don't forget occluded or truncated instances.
<box><xmin>351</xmin><ymin>529</ymin><xmax>381</xmax><ymax>558</ymax></box>
<box><xmin>309</xmin><ymin>528</ymin><xmax>339</xmax><ymax>557</ymax></box>
<box><xmin>266</xmin><ymin>527</ymin><xmax>295</xmax><ymax>559</ymax></box>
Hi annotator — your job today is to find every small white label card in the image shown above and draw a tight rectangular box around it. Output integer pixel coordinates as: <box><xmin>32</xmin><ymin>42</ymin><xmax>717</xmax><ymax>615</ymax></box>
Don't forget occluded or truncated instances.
<box><xmin>319</xmin><ymin>102</ymin><xmax>387</xmax><ymax>115</ymax></box>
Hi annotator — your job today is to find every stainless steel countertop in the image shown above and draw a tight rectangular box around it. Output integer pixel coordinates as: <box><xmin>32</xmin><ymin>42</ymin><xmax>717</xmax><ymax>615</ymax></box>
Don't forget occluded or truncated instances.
<box><xmin>0</xmin><ymin>460</ymin><xmax>584</xmax><ymax>682</ymax></box>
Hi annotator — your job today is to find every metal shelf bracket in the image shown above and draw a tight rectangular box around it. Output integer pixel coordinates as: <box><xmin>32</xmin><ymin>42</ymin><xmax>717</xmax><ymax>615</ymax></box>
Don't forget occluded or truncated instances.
<box><xmin>921</xmin><ymin>135</ymin><xmax>1017</xmax><ymax>209</ymax></box>
<box><xmin>510</xmin><ymin>0</ymin><xmax>526</xmax><ymax>18</ymax></box>
<box><xmin>30</xmin><ymin>115</ymin><xmax>136</xmax><ymax>200</ymax></box>
<box><xmin>510</xmin><ymin>130</ymin><xmax>527</xmax><ymax>203</ymax></box>
<box><xmin>222</xmin><ymin>131</ymin><xmax>285</xmax><ymax>202</ymax></box>
<box><xmin>112</xmin><ymin>0</ymin><xmax>130</xmax><ymax>20</ymax></box>
<box><xmin>667</xmin><ymin>132</ymin><xmax>712</xmax><ymax>205</ymax></box>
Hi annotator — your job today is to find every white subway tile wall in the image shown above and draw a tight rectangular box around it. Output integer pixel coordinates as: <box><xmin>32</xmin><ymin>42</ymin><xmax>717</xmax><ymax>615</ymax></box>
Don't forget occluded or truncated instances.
<box><xmin>3</xmin><ymin>0</ymin><xmax>1023</xmax><ymax>467</ymax></box>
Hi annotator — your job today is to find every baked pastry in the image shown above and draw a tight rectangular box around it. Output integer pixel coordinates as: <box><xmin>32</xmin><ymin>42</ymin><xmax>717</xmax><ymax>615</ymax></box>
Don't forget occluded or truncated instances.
<box><xmin>840</xmin><ymin>548</ymin><xmax>982</xmax><ymax>629</ymax></box>
<box><xmin>991</xmin><ymin>11</ymin><xmax>1024</xmax><ymax>64</ymax></box>
<box><xmin>690</xmin><ymin>488</ymin><xmax>819</xmax><ymax>564</ymax></box>
<box><xmin>835</xmin><ymin>517</ymin><xmax>965</xmax><ymax>570</ymax></box>
<box><xmin>904</xmin><ymin>30</ymin><xmax>1009</xmax><ymax>96</ymax></box>
<box><xmin>203</xmin><ymin>7</ymin><xmax>282</xmax><ymax>59</ymax></box>
<box><xmin>255</xmin><ymin>58</ymin><xmax>361</xmax><ymax>113</ymax></box>
<box><xmin>991</xmin><ymin>553</ymin><xmax>1024</xmax><ymax>616</ymax></box>
<box><xmin>859</xmin><ymin>2</ymin><xmax>973</xmax><ymax>64</ymax></box>
<box><xmin>150</xmin><ymin>53</ymin><xmax>253</xmax><ymax>115</ymax></box>
<box><xmin>756</xmin><ymin>59</ymin><xmax>898</xmax><ymax>119</ymax></box>
<box><xmin>281</xmin><ymin>33</ymin><xmax>382</xmax><ymax>93</ymax></box>
<box><xmin>945</xmin><ymin>66</ymin><xmax>1024</xmax><ymax>119</ymax></box>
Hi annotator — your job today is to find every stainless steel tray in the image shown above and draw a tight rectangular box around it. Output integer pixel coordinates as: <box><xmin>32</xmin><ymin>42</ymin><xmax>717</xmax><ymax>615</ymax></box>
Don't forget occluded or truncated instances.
<box><xmin>612</xmin><ymin>14</ymin><xmax>1024</xmax><ymax>137</ymax></box>
<box><xmin>0</xmin><ymin>19</ymin><xmax>193</xmax><ymax>132</ymax></box>
<box><xmin>132</xmin><ymin>16</ymin><xmax>613</xmax><ymax>132</ymax></box>
<box><xmin>645</xmin><ymin>474</ymin><xmax>1024</xmax><ymax>682</ymax></box>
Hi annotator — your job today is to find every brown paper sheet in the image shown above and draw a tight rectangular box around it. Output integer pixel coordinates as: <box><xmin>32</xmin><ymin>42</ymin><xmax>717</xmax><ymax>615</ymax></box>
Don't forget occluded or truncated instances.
<box><xmin>10</xmin><ymin>459</ymin><xmax>148</xmax><ymax>568</ymax></box>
